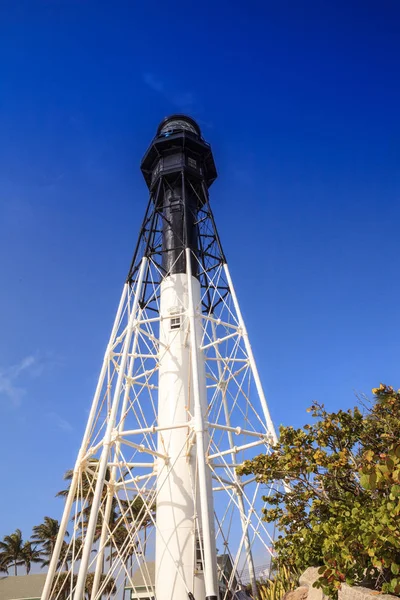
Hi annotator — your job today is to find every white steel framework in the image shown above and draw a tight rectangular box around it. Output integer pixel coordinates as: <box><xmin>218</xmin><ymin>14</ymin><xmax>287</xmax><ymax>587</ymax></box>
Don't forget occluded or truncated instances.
<box><xmin>41</xmin><ymin>120</ymin><xmax>279</xmax><ymax>600</ymax></box>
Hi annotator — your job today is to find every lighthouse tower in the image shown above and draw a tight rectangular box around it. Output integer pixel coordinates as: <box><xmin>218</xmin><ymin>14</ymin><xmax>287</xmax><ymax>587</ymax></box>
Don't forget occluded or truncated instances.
<box><xmin>41</xmin><ymin>116</ymin><xmax>279</xmax><ymax>600</ymax></box>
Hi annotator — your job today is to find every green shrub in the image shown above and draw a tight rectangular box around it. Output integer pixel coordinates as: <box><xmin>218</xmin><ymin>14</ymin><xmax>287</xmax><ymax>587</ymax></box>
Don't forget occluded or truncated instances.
<box><xmin>237</xmin><ymin>385</ymin><xmax>400</xmax><ymax>598</ymax></box>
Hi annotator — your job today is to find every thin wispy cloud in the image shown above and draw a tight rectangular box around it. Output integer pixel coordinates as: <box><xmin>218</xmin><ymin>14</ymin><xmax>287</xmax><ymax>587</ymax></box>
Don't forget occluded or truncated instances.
<box><xmin>143</xmin><ymin>73</ymin><xmax>165</xmax><ymax>95</ymax></box>
<box><xmin>0</xmin><ymin>355</ymin><xmax>39</xmax><ymax>407</ymax></box>
<box><xmin>46</xmin><ymin>411</ymin><xmax>74</xmax><ymax>433</ymax></box>
<box><xmin>143</xmin><ymin>72</ymin><xmax>199</xmax><ymax>114</ymax></box>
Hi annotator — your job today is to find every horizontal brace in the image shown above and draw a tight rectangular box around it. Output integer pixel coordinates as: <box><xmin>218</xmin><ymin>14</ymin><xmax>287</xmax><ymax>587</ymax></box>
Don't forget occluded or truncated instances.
<box><xmin>126</xmin><ymin>367</ymin><xmax>159</xmax><ymax>384</ymax></box>
<box><xmin>210</xmin><ymin>463</ymin><xmax>241</xmax><ymax>469</ymax></box>
<box><xmin>122</xmin><ymin>422</ymin><xmax>192</xmax><ymax>436</ymax></box>
<box><xmin>208</xmin><ymin>438</ymin><xmax>268</xmax><ymax>461</ymax></box>
<box><xmin>211</xmin><ymin>473</ymin><xmax>236</xmax><ymax>487</ymax></box>
<box><xmin>207</xmin><ymin>422</ymin><xmax>268</xmax><ymax>439</ymax></box>
<box><xmin>107</xmin><ymin>462</ymin><xmax>154</xmax><ymax>469</ymax></box>
<box><xmin>161</xmin><ymin>312</ymin><xmax>186</xmax><ymax>321</ymax></box>
<box><xmin>118</xmin><ymin>438</ymin><xmax>168</xmax><ymax>461</ymax></box>
<box><xmin>137</xmin><ymin>327</ymin><xmax>167</xmax><ymax>349</ymax></box>
<box><xmin>134</xmin><ymin>316</ymin><xmax>161</xmax><ymax>324</ymax></box>
<box><xmin>206</xmin><ymin>357</ymin><xmax>249</xmax><ymax>363</ymax></box>
<box><xmin>130</xmin><ymin>382</ymin><xmax>158</xmax><ymax>389</ymax></box>
<box><xmin>120</xmin><ymin>486</ymin><xmax>154</xmax><ymax>493</ymax></box>
<box><xmin>201</xmin><ymin>331</ymin><xmax>239</xmax><ymax>351</ymax></box>
<box><xmin>112</xmin><ymin>352</ymin><xmax>159</xmax><ymax>359</ymax></box>
<box><xmin>115</xmin><ymin>472</ymin><xmax>156</xmax><ymax>487</ymax></box>
<box><xmin>241</xmin><ymin>475</ymin><xmax>258</xmax><ymax>487</ymax></box>
<box><xmin>201</xmin><ymin>315</ymin><xmax>239</xmax><ymax>330</ymax></box>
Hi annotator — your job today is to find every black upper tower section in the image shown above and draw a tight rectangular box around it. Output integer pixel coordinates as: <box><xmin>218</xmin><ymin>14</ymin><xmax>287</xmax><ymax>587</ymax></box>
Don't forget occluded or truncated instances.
<box><xmin>141</xmin><ymin>115</ymin><xmax>217</xmax><ymax>277</ymax></box>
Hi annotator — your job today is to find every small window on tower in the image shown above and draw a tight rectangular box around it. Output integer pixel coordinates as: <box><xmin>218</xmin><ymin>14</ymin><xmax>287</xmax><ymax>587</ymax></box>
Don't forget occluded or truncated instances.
<box><xmin>170</xmin><ymin>316</ymin><xmax>181</xmax><ymax>330</ymax></box>
<box><xmin>196</xmin><ymin>537</ymin><xmax>204</xmax><ymax>572</ymax></box>
<box><xmin>188</xmin><ymin>157</ymin><xmax>197</xmax><ymax>169</ymax></box>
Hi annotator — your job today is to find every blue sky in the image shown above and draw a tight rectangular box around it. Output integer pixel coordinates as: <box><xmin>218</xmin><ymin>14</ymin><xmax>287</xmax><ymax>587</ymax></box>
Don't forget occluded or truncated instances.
<box><xmin>0</xmin><ymin>0</ymin><xmax>399</xmax><ymax>543</ymax></box>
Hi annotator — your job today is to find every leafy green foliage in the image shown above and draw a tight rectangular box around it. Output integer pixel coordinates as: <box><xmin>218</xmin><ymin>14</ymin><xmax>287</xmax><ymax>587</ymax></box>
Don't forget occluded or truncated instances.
<box><xmin>237</xmin><ymin>384</ymin><xmax>400</xmax><ymax>597</ymax></box>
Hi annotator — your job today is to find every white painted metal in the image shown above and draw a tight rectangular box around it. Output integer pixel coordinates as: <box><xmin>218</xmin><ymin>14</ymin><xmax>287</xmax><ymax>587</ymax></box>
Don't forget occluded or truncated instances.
<box><xmin>210</xmin><ymin>318</ymin><xmax>258</xmax><ymax>600</ymax></box>
<box><xmin>40</xmin><ymin>282</ymin><xmax>129</xmax><ymax>600</ymax></box>
<box><xmin>90</xmin><ymin>304</ymin><xmax>144</xmax><ymax>600</ymax></box>
<box><xmin>41</xmin><ymin>251</ymin><xmax>280</xmax><ymax>600</ymax></box>
<box><xmin>223</xmin><ymin>264</ymin><xmax>279</xmax><ymax>445</ymax></box>
<box><xmin>186</xmin><ymin>248</ymin><xmax>219</xmax><ymax>600</ymax></box>
<box><xmin>73</xmin><ymin>258</ymin><xmax>148</xmax><ymax>600</ymax></box>
<box><xmin>155</xmin><ymin>272</ymin><xmax>206</xmax><ymax>600</ymax></box>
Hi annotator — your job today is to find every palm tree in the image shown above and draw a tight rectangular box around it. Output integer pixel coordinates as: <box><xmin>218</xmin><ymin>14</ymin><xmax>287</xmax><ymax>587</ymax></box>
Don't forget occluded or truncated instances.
<box><xmin>32</xmin><ymin>516</ymin><xmax>69</xmax><ymax>568</ymax></box>
<box><xmin>32</xmin><ymin>516</ymin><xmax>64</xmax><ymax>557</ymax></box>
<box><xmin>20</xmin><ymin>541</ymin><xmax>41</xmax><ymax>574</ymax></box>
<box><xmin>56</xmin><ymin>460</ymin><xmax>110</xmax><ymax>504</ymax></box>
<box><xmin>0</xmin><ymin>552</ymin><xmax>9</xmax><ymax>574</ymax></box>
<box><xmin>57</xmin><ymin>540</ymin><xmax>72</xmax><ymax>570</ymax></box>
<box><xmin>57</xmin><ymin>462</ymin><xmax>113</xmax><ymax>540</ymax></box>
<box><xmin>58</xmin><ymin>464</ymin><xmax>154</xmax><ymax>541</ymax></box>
<box><xmin>52</xmin><ymin>572</ymin><xmax>77</xmax><ymax>600</ymax></box>
<box><xmin>108</xmin><ymin>495</ymin><xmax>156</xmax><ymax>593</ymax></box>
<box><xmin>57</xmin><ymin>463</ymin><xmax>155</xmax><ymax>589</ymax></box>
<box><xmin>47</xmin><ymin>563</ymin><xmax>114</xmax><ymax>599</ymax></box>
<box><xmin>84</xmin><ymin>572</ymin><xmax>116</xmax><ymax>599</ymax></box>
<box><xmin>57</xmin><ymin>462</ymin><xmax>119</xmax><ymax>571</ymax></box>
<box><xmin>0</xmin><ymin>529</ymin><xmax>25</xmax><ymax>576</ymax></box>
<box><xmin>119</xmin><ymin>496</ymin><xmax>155</xmax><ymax>558</ymax></box>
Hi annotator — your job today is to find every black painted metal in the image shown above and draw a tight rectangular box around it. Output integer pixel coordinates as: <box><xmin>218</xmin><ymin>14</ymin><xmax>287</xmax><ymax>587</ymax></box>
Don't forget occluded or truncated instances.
<box><xmin>126</xmin><ymin>115</ymin><xmax>227</xmax><ymax>314</ymax></box>
<box><xmin>140</xmin><ymin>115</ymin><xmax>217</xmax><ymax>278</ymax></box>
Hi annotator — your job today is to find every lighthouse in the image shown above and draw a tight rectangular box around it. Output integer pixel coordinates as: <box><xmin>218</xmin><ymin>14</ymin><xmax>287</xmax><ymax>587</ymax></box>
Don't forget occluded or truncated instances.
<box><xmin>141</xmin><ymin>115</ymin><xmax>218</xmax><ymax>600</ymax></box>
<box><xmin>41</xmin><ymin>116</ymin><xmax>278</xmax><ymax>600</ymax></box>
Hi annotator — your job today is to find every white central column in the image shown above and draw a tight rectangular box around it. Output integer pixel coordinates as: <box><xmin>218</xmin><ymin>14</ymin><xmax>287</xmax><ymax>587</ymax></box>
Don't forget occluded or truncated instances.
<box><xmin>156</xmin><ymin>273</ymin><xmax>212</xmax><ymax>600</ymax></box>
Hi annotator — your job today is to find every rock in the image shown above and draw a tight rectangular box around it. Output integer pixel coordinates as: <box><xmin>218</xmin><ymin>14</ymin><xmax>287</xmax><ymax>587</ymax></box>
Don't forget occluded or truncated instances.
<box><xmin>339</xmin><ymin>584</ymin><xmax>397</xmax><ymax>600</ymax></box>
<box><xmin>299</xmin><ymin>568</ymin><xmax>323</xmax><ymax>589</ymax></box>
<box><xmin>299</xmin><ymin>568</ymin><xmax>327</xmax><ymax>600</ymax></box>
<box><xmin>298</xmin><ymin>569</ymin><xmax>399</xmax><ymax>600</ymax></box>
<box><xmin>282</xmin><ymin>586</ymin><xmax>309</xmax><ymax>600</ymax></box>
